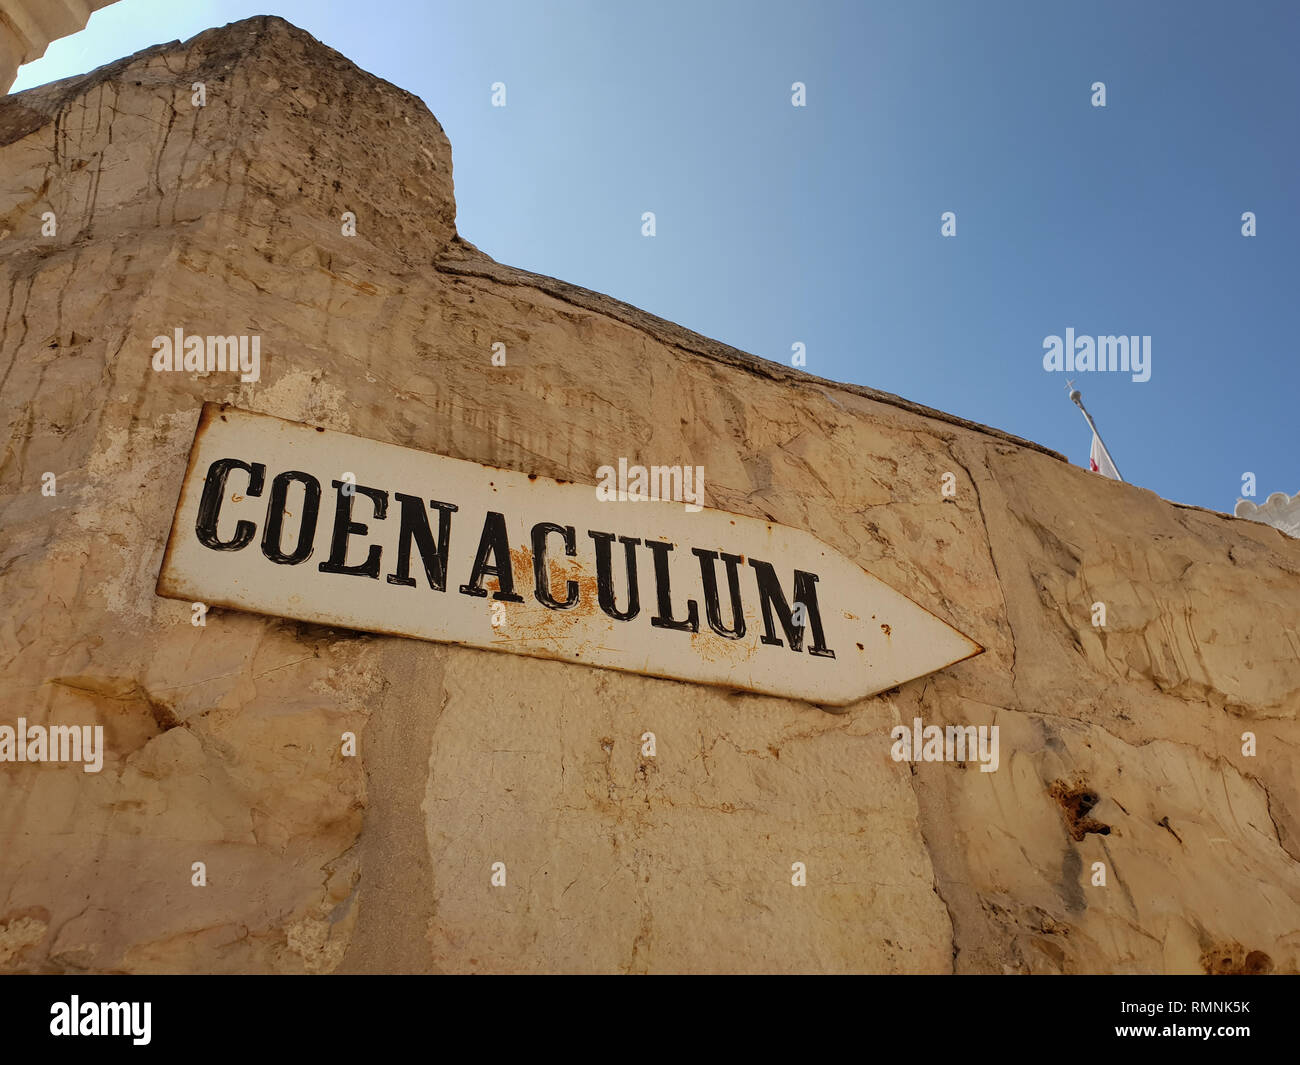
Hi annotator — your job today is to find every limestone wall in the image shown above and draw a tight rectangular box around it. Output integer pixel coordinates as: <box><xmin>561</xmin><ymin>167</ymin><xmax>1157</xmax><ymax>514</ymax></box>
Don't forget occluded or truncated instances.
<box><xmin>0</xmin><ymin>17</ymin><xmax>1296</xmax><ymax>974</ymax></box>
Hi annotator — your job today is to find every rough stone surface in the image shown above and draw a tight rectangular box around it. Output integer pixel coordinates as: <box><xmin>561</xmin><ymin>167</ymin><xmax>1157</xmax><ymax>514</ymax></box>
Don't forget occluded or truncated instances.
<box><xmin>0</xmin><ymin>17</ymin><xmax>1296</xmax><ymax>974</ymax></box>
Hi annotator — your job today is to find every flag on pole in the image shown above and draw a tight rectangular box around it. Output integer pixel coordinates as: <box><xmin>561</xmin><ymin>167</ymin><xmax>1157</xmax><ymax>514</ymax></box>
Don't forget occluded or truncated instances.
<box><xmin>1089</xmin><ymin>431</ymin><xmax>1121</xmax><ymax>480</ymax></box>
<box><xmin>1067</xmin><ymin>381</ymin><xmax>1125</xmax><ymax>483</ymax></box>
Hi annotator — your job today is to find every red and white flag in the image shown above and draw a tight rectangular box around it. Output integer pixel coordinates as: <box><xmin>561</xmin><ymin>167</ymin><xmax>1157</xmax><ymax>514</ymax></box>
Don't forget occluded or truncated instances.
<box><xmin>1089</xmin><ymin>431</ymin><xmax>1121</xmax><ymax>480</ymax></box>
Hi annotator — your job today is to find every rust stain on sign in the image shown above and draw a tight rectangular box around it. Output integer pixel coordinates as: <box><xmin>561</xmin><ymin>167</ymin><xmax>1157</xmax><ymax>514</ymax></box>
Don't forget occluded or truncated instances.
<box><xmin>156</xmin><ymin>403</ymin><xmax>982</xmax><ymax>706</ymax></box>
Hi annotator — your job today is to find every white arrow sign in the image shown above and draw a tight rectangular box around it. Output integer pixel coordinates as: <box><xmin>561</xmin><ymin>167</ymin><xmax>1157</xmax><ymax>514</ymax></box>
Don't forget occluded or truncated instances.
<box><xmin>157</xmin><ymin>404</ymin><xmax>982</xmax><ymax>706</ymax></box>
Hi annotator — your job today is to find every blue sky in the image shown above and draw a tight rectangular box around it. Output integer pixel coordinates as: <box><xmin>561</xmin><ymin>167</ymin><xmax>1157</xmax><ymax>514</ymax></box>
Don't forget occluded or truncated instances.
<box><xmin>13</xmin><ymin>0</ymin><xmax>1298</xmax><ymax>512</ymax></box>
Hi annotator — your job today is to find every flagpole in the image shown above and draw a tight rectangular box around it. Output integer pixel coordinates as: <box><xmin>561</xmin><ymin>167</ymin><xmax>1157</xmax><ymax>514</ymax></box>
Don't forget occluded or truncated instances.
<box><xmin>1066</xmin><ymin>381</ymin><xmax>1125</xmax><ymax>482</ymax></box>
